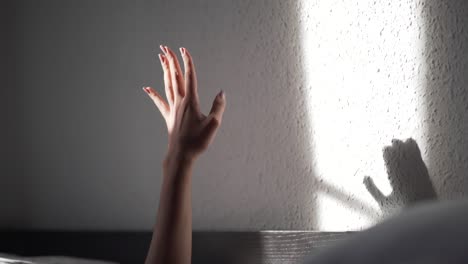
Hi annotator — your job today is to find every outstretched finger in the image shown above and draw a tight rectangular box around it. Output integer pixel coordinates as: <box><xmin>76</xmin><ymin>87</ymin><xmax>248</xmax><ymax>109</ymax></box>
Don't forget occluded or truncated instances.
<box><xmin>160</xmin><ymin>45</ymin><xmax>185</xmax><ymax>100</ymax></box>
<box><xmin>158</xmin><ymin>53</ymin><xmax>174</xmax><ymax>106</ymax></box>
<box><xmin>208</xmin><ymin>90</ymin><xmax>226</xmax><ymax>123</ymax></box>
<box><xmin>180</xmin><ymin>47</ymin><xmax>199</xmax><ymax>104</ymax></box>
<box><xmin>143</xmin><ymin>86</ymin><xmax>169</xmax><ymax>119</ymax></box>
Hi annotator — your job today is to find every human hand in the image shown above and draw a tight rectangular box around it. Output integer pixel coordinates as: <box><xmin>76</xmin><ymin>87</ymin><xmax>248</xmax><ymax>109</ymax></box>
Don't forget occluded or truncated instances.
<box><xmin>143</xmin><ymin>46</ymin><xmax>226</xmax><ymax>162</ymax></box>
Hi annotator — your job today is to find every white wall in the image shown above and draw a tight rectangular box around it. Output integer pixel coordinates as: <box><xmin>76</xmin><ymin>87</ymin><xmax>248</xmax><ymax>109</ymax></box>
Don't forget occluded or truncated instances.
<box><xmin>299</xmin><ymin>0</ymin><xmax>468</xmax><ymax>230</ymax></box>
<box><xmin>2</xmin><ymin>0</ymin><xmax>468</xmax><ymax>231</ymax></box>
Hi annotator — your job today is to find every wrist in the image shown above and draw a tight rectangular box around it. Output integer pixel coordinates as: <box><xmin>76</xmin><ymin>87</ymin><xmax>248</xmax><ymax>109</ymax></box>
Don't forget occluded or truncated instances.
<box><xmin>163</xmin><ymin>148</ymin><xmax>195</xmax><ymax>171</ymax></box>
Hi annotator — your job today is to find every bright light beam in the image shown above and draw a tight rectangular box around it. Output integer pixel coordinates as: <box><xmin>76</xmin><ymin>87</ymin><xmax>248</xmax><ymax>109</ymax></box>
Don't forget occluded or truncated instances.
<box><xmin>300</xmin><ymin>0</ymin><xmax>426</xmax><ymax>230</ymax></box>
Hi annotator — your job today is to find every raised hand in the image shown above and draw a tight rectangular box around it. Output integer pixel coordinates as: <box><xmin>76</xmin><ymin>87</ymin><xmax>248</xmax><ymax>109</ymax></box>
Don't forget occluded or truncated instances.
<box><xmin>143</xmin><ymin>45</ymin><xmax>226</xmax><ymax>161</ymax></box>
<box><xmin>144</xmin><ymin>46</ymin><xmax>226</xmax><ymax>264</ymax></box>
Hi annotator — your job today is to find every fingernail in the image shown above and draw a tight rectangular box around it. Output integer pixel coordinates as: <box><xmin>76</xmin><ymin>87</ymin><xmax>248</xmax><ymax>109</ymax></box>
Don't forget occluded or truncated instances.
<box><xmin>218</xmin><ymin>90</ymin><xmax>225</xmax><ymax>99</ymax></box>
<box><xmin>180</xmin><ymin>47</ymin><xmax>186</xmax><ymax>55</ymax></box>
<box><xmin>142</xmin><ymin>87</ymin><xmax>150</xmax><ymax>93</ymax></box>
<box><xmin>159</xmin><ymin>45</ymin><xmax>165</xmax><ymax>53</ymax></box>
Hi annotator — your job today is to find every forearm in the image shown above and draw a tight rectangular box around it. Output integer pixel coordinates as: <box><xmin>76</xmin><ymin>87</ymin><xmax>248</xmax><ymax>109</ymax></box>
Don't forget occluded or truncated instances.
<box><xmin>145</xmin><ymin>152</ymin><xmax>194</xmax><ymax>264</ymax></box>
<box><xmin>143</xmin><ymin>45</ymin><xmax>225</xmax><ymax>264</ymax></box>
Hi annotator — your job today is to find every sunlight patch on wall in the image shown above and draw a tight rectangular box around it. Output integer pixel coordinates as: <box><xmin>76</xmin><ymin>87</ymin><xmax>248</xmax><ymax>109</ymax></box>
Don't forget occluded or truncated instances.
<box><xmin>300</xmin><ymin>0</ymin><xmax>426</xmax><ymax>230</ymax></box>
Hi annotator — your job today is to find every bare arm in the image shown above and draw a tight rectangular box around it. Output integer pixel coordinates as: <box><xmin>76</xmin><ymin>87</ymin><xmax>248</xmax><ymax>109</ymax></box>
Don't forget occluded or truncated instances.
<box><xmin>143</xmin><ymin>45</ymin><xmax>226</xmax><ymax>264</ymax></box>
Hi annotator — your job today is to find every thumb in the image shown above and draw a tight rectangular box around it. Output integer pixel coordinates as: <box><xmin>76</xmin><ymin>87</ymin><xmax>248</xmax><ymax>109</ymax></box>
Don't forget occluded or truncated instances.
<box><xmin>363</xmin><ymin>176</ymin><xmax>387</xmax><ymax>205</ymax></box>
<box><xmin>208</xmin><ymin>90</ymin><xmax>226</xmax><ymax>123</ymax></box>
<box><xmin>200</xmin><ymin>115</ymin><xmax>220</xmax><ymax>144</ymax></box>
<box><xmin>199</xmin><ymin>91</ymin><xmax>226</xmax><ymax>149</ymax></box>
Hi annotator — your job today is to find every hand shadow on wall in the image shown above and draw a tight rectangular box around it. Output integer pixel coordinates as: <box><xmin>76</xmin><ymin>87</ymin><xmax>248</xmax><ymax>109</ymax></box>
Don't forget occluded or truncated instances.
<box><xmin>363</xmin><ymin>138</ymin><xmax>437</xmax><ymax>217</ymax></box>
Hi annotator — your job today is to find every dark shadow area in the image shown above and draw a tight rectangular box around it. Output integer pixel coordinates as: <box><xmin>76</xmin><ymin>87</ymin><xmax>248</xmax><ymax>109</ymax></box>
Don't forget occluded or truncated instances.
<box><xmin>422</xmin><ymin>0</ymin><xmax>468</xmax><ymax>199</ymax></box>
<box><xmin>1</xmin><ymin>0</ymin><xmax>317</xmax><ymax>251</ymax></box>
<box><xmin>0</xmin><ymin>0</ymin><xmax>14</xmax><ymax>226</ymax></box>
<box><xmin>364</xmin><ymin>138</ymin><xmax>437</xmax><ymax>216</ymax></box>
<box><xmin>0</xmin><ymin>231</ymin><xmax>152</xmax><ymax>264</ymax></box>
<box><xmin>192</xmin><ymin>232</ymin><xmax>262</xmax><ymax>264</ymax></box>
<box><xmin>0</xmin><ymin>0</ymin><xmax>30</xmax><ymax>228</ymax></box>
<box><xmin>2</xmin><ymin>0</ymin><xmax>156</xmax><ymax>229</ymax></box>
<box><xmin>0</xmin><ymin>230</ymin><xmax>352</xmax><ymax>264</ymax></box>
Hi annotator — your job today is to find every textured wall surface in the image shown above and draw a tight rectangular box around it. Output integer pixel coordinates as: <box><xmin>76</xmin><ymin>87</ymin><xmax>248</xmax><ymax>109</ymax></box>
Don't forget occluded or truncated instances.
<box><xmin>2</xmin><ymin>0</ymin><xmax>468</xmax><ymax>231</ymax></box>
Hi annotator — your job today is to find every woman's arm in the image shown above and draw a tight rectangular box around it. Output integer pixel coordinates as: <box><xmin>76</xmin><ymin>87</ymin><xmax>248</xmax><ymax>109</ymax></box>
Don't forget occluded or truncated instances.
<box><xmin>143</xmin><ymin>45</ymin><xmax>226</xmax><ymax>264</ymax></box>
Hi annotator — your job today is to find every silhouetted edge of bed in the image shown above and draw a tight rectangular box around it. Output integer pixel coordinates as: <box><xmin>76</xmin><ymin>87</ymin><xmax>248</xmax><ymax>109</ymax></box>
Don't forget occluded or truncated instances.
<box><xmin>0</xmin><ymin>230</ymin><xmax>353</xmax><ymax>264</ymax></box>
